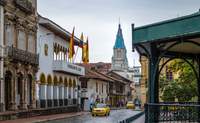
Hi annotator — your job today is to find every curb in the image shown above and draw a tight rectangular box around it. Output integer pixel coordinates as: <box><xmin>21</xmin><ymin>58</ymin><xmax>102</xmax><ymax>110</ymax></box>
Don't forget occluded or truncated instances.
<box><xmin>119</xmin><ymin>112</ymin><xmax>144</xmax><ymax>123</ymax></box>
<box><xmin>33</xmin><ymin>112</ymin><xmax>89</xmax><ymax>123</ymax></box>
<box><xmin>111</xmin><ymin>107</ymin><xmax>126</xmax><ymax>110</ymax></box>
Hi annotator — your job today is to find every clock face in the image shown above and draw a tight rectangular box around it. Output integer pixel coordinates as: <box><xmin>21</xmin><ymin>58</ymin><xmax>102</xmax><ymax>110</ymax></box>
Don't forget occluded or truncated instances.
<box><xmin>44</xmin><ymin>44</ymin><xmax>48</xmax><ymax>56</ymax></box>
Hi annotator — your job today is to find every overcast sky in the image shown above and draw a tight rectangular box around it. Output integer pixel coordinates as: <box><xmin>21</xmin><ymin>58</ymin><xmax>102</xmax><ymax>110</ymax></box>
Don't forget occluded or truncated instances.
<box><xmin>38</xmin><ymin>0</ymin><xmax>200</xmax><ymax>66</ymax></box>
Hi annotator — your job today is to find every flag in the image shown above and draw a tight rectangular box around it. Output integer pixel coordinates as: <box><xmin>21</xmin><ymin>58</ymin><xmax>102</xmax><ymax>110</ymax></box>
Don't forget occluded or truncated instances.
<box><xmin>79</xmin><ymin>32</ymin><xmax>84</xmax><ymax>48</ymax></box>
<box><xmin>86</xmin><ymin>37</ymin><xmax>89</xmax><ymax>63</ymax></box>
<box><xmin>82</xmin><ymin>37</ymin><xmax>89</xmax><ymax>64</ymax></box>
<box><xmin>82</xmin><ymin>43</ymin><xmax>86</xmax><ymax>63</ymax></box>
<box><xmin>69</xmin><ymin>27</ymin><xmax>75</xmax><ymax>60</ymax></box>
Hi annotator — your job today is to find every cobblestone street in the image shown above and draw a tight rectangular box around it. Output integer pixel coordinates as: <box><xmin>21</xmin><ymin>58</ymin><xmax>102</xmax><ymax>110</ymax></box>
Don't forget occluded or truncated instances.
<box><xmin>40</xmin><ymin>109</ymin><xmax>141</xmax><ymax>123</ymax></box>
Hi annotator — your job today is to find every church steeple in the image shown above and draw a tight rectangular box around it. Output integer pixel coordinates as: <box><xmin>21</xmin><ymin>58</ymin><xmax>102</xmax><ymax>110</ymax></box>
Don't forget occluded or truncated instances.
<box><xmin>111</xmin><ymin>23</ymin><xmax>128</xmax><ymax>71</ymax></box>
<box><xmin>113</xmin><ymin>24</ymin><xmax>126</xmax><ymax>49</ymax></box>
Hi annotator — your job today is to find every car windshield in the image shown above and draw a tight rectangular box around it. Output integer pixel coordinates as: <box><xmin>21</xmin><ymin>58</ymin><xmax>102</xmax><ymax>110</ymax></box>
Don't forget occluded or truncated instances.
<box><xmin>96</xmin><ymin>104</ymin><xmax>106</xmax><ymax>108</ymax></box>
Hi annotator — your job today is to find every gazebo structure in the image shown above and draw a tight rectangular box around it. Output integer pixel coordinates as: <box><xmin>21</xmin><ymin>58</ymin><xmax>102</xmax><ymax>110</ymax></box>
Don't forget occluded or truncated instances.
<box><xmin>132</xmin><ymin>11</ymin><xmax>200</xmax><ymax>122</ymax></box>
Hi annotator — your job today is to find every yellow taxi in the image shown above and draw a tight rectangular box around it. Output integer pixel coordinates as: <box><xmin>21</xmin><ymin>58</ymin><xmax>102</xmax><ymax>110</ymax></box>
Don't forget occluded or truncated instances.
<box><xmin>92</xmin><ymin>103</ymin><xmax>110</xmax><ymax>116</ymax></box>
<box><xmin>126</xmin><ymin>101</ymin><xmax>135</xmax><ymax>109</ymax></box>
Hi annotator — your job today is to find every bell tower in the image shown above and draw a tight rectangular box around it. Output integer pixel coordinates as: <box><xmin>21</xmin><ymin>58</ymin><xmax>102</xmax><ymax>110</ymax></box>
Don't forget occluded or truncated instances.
<box><xmin>111</xmin><ymin>23</ymin><xmax>128</xmax><ymax>71</ymax></box>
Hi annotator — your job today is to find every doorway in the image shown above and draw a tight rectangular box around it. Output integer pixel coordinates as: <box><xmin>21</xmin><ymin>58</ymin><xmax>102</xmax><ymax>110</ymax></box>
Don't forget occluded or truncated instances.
<box><xmin>4</xmin><ymin>71</ymin><xmax>12</xmax><ymax>110</ymax></box>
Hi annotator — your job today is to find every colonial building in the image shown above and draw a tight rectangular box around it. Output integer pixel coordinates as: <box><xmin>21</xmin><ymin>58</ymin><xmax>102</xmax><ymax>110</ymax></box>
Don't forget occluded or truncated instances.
<box><xmin>37</xmin><ymin>15</ymin><xmax>85</xmax><ymax>109</ymax></box>
<box><xmin>107</xmin><ymin>71</ymin><xmax>132</xmax><ymax>106</ymax></box>
<box><xmin>1</xmin><ymin>0</ymin><xmax>38</xmax><ymax>111</ymax></box>
<box><xmin>79</xmin><ymin>68</ymin><xmax>111</xmax><ymax>111</ymax></box>
<box><xmin>140</xmin><ymin>56</ymin><xmax>175</xmax><ymax>107</ymax></box>
<box><xmin>80</xmin><ymin>62</ymin><xmax>111</xmax><ymax>74</ymax></box>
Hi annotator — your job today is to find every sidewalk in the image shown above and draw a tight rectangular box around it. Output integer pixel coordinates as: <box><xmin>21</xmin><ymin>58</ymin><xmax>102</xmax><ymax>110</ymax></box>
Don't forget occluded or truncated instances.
<box><xmin>131</xmin><ymin>114</ymin><xmax>145</xmax><ymax>123</ymax></box>
<box><xmin>0</xmin><ymin>111</ymin><xmax>89</xmax><ymax>123</ymax></box>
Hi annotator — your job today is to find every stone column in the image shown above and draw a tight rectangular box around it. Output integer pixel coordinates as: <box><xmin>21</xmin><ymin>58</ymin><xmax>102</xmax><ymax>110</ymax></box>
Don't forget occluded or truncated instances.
<box><xmin>53</xmin><ymin>85</ymin><xmax>59</xmax><ymax>107</ymax></box>
<box><xmin>31</xmin><ymin>79</ymin><xmax>36</xmax><ymax>109</ymax></box>
<box><xmin>71</xmin><ymin>87</ymin><xmax>73</xmax><ymax>99</ymax></box>
<box><xmin>59</xmin><ymin>84</ymin><xmax>64</xmax><ymax>106</ymax></box>
<box><xmin>40</xmin><ymin>84</ymin><xmax>47</xmax><ymax>108</ymax></box>
<box><xmin>10</xmin><ymin>71</ymin><xmax>17</xmax><ymax>110</ymax></box>
<box><xmin>64</xmin><ymin>86</ymin><xmax>68</xmax><ymax>106</ymax></box>
<box><xmin>21</xmin><ymin>76</ymin><xmax>27</xmax><ymax>110</ymax></box>
<box><xmin>47</xmin><ymin>84</ymin><xmax>53</xmax><ymax>107</ymax></box>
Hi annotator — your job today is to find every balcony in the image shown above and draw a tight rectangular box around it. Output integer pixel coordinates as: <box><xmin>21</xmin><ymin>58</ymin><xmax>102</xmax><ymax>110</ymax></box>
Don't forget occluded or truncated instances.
<box><xmin>53</xmin><ymin>61</ymin><xmax>85</xmax><ymax>76</ymax></box>
<box><xmin>15</xmin><ymin>0</ymin><xmax>34</xmax><ymax>14</ymax></box>
<box><xmin>7</xmin><ymin>46</ymin><xmax>39</xmax><ymax>66</ymax></box>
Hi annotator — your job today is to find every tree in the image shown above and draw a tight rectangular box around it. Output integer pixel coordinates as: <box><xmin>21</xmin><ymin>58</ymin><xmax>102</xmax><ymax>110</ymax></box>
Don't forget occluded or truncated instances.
<box><xmin>160</xmin><ymin>59</ymin><xmax>198</xmax><ymax>102</ymax></box>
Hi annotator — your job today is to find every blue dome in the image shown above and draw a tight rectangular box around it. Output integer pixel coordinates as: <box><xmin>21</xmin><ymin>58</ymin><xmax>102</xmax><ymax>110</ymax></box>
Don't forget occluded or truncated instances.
<box><xmin>114</xmin><ymin>24</ymin><xmax>126</xmax><ymax>49</ymax></box>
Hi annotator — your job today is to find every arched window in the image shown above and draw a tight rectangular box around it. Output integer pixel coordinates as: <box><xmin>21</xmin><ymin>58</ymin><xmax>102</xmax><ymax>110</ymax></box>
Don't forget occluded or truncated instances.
<box><xmin>69</xmin><ymin>78</ymin><xmax>72</xmax><ymax>88</ymax></box>
<box><xmin>64</xmin><ymin>77</ymin><xmax>68</xmax><ymax>87</ymax></box>
<box><xmin>73</xmin><ymin>79</ymin><xmax>76</xmax><ymax>88</ymax></box>
<box><xmin>53</xmin><ymin>75</ymin><xmax>58</xmax><ymax>86</ymax></box>
<box><xmin>40</xmin><ymin>73</ymin><xmax>46</xmax><ymax>84</ymax></box>
<box><xmin>47</xmin><ymin>74</ymin><xmax>52</xmax><ymax>85</ymax></box>
<box><xmin>59</xmin><ymin>76</ymin><xmax>63</xmax><ymax>85</ymax></box>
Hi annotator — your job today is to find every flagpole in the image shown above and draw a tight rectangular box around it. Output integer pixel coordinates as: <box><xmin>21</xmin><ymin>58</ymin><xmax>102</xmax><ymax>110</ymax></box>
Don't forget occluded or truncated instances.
<box><xmin>73</xmin><ymin>46</ymin><xmax>79</xmax><ymax>63</ymax></box>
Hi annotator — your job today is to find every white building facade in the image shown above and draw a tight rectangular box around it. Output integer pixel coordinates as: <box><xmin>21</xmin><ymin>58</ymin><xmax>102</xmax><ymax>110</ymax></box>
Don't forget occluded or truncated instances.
<box><xmin>80</xmin><ymin>70</ymin><xmax>110</xmax><ymax>111</ymax></box>
<box><xmin>37</xmin><ymin>15</ymin><xmax>85</xmax><ymax>109</ymax></box>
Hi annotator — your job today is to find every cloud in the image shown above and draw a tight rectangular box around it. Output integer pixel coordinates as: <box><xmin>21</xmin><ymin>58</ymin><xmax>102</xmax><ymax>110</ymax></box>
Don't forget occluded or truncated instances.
<box><xmin>38</xmin><ymin>0</ymin><xmax>200</xmax><ymax>66</ymax></box>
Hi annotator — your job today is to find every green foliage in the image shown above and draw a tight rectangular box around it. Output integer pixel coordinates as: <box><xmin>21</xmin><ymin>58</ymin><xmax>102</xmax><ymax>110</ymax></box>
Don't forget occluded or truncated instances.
<box><xmin>160</xmin><ymin>59</ymin><xmax>198</xmax><ymax>102</ymax></box>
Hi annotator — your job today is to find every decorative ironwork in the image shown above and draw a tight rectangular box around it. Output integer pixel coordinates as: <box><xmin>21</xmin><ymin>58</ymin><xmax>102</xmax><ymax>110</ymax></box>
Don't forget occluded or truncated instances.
<box><xmin>7</xmin><ymin>46</ymin><xmax>39</xmax><ymax>66</ymax></box>
<box><xmin>15</xmin><ymin>0</ymin><xmax>34</xmax><ymax>14</ymax></box>
<box><xmin>145</xmin><ymin>103</ymin><xmax>200</xmax><ymax>122</ymax></box>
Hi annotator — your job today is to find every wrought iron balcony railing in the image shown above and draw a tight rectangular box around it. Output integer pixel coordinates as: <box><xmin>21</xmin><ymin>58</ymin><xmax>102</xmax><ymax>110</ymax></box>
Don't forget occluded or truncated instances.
<box><xmin>7</xmin><ymin>46</ymin><xmax>39</xmax><ymax>66</ymax></box>
<box><xmin>15</xmin><ymin>0</ymin><xmax>34</xmax><ymax>14</ymax></box>
<box><xmin>145</xmin><ymin>103</ymin><xmax>200</xmax><ymax>122</ymax></box>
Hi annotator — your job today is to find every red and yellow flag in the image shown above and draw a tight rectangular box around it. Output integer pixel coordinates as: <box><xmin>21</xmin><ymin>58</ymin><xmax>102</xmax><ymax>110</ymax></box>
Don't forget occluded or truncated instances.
<box><xmin>82</xmin><ymin>37</ymin><xmax>89</xmax><ymax>64</ymax></box>
<box><xmin>86</xmin><ymin>37</ymin><xmax>89</xmax><ymax>63</ymax></box>
<box><xmin>69</xmin><ymin>27</ymin><xmax>75</xmax><ymax>60</ymax></box>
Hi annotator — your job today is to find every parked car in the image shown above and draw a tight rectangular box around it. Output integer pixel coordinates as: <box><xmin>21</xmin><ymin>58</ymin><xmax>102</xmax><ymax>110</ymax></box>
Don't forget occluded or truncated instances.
<box><xmin>92</xmin><ymin>103</ymin><xmax>110</xmax><ymax>116</ymax></box>
<box><xmin>126</xmin><ymin>101</ymin><xmax>135</xmax><ymax>109</ymax></box>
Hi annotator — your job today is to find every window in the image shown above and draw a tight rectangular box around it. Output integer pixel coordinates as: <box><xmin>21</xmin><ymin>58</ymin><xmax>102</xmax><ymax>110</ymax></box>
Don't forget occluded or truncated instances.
<box><xmin>117</xmin><ymin>50</ymin><xmax>121</xmax><ymax>57</ymax></box>
<box><xmin>44</xmin><ymin>44</ymin><xmax>48</xmax><ymax>56</ymax></box>
<box><xmin>96</xmin><ymin>82</ymin><xmax>98</xmax><ymax>93</ymax></box>
<box><xmin>102</xmin><ymin>83</ymin><xmax>103</xmax><ymax>94</ymax></box>
<box><xmin>81</xmin><ymin>81</ymin><xmax>87</xmax><ymax>89</ymax></box>
<box><xmin>166</xmin><ymin>71</ymin><xmax>173</xmax><ymax>81</ymax></box>
<box><xmin>106</xmin><ymin>85</ymin><xmax>108</xmax><ymax>94</ymax></box>
<box><xmin>5</xmin><ymin>24</ymin><xmax>14</xmax><ymax>46</ymax></box>
<box><xmin>120</xmin><ymin>85</ymin><xmax>123</xmax><ymax>93</ymax></box>
<box><xmin>17</xmin><ymin>30</ymin><xmax>26</xmax><ymax>50</ymax></box>
<box><xmin>28</xmin><ymin>35</ymin><xmax>35</xmax><ymax>53</ymax></box>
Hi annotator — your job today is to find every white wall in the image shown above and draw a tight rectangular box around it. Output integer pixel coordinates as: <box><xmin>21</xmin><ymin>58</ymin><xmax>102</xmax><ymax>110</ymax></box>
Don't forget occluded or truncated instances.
<box><xmin>37</xmin><ymin>25</ymin><xmax>70</xmax><ymax>79</ymax></box>
<box><xmin>86</xmin><ymin>79</ymin><xmax>108</xmax><ymax>104</ymax></box>
<box><xmin>37</xmin><ymin>25</ymin><xmax>54</xmax><ymax>78</ymax></box>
